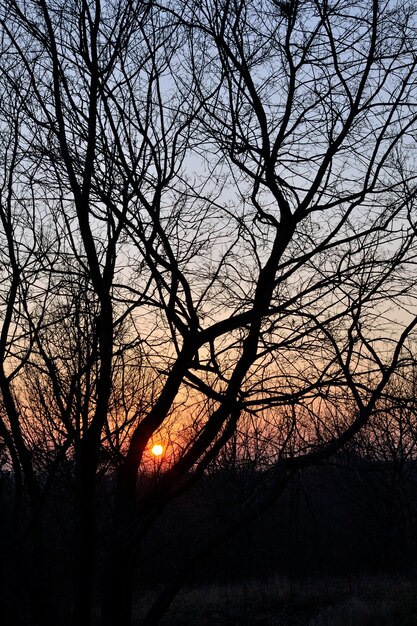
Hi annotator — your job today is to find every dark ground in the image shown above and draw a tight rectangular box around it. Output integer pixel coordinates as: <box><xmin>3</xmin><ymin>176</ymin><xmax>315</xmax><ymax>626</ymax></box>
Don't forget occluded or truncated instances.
<box><xmin>147</xmin><ymin>575</ymin><xmax>417</xmax><ymax>625</ymax></box>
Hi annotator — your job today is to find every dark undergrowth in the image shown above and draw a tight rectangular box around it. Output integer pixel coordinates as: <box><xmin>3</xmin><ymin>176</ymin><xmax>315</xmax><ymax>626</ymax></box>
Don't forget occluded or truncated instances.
<box><xmin>136</xmin><ymin>575</ymin><xmax>417</xmax><ymax>625</ymax></box>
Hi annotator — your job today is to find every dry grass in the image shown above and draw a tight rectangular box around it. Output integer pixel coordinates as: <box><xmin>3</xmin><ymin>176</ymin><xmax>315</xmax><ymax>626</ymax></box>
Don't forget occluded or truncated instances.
<box><xmin>143</xmin><ymin>575</ymin><xmax>417</xmax><ymax>625</ymax></box>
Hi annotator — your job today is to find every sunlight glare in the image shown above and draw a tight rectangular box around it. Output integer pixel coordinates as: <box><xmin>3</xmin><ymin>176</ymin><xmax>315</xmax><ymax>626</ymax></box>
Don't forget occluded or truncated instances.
<box><xmin>151</xmin><ymin>444</ymin><xmax>164</xmax><ymax>457</ymax></box>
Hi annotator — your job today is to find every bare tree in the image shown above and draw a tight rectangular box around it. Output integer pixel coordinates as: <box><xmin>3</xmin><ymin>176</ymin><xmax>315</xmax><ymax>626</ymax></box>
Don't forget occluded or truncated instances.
<box><xmin>342</xmin><ymin>363</ymin><xmax>417</xmax><ymax>566</ymax></box>
<box><xmin>1</xmin><ymin>0</ymin><xmax>417</xmax><ymax>625</ymax></box>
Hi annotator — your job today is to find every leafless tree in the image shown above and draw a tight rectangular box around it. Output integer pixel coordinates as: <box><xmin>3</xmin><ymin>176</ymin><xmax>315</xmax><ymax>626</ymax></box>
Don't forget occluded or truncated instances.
<box><xmin>1</xmin><ymin>0</ymin><xmax>417</xmax><ymax>624</ymax></box>
<box><xmin>341</xmin><ymin>362</ymin><xmax>417</xmax><ymax>563</ymax></box>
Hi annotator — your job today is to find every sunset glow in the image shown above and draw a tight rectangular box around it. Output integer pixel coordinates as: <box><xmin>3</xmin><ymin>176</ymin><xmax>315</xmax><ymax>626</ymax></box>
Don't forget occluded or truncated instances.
<box><xmin>151</xmin><ymin>444</ymin><xmax>164</xmax><ymax>457</ymax></box>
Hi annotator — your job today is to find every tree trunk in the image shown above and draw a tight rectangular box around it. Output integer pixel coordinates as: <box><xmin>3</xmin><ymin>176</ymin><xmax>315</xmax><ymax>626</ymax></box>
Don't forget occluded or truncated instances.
<box><xmin>30</xmin><ymin>517</ymin><xmax>50</xmax><ymax>626</ymax></box>
<box><xmin>73</xmin><ymin>452</ymin><xmax>97</xmax><ymax>626</ymax></box>
<box><xmin>101</xmin><ymin>545</ymin><xmax>134</xmax><ymax>626</ymax></box>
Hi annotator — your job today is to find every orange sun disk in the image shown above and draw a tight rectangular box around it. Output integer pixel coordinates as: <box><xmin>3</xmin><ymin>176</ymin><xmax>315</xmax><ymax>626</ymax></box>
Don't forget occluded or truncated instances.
<box><xmin>151</xmin><ymin>444</ymin><xmax>164</xmax><ymax>456</ymax></box>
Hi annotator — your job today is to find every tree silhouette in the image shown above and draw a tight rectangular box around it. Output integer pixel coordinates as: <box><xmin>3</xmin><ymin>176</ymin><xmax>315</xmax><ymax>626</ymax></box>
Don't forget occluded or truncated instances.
<box><xmin>0</xmin><ymin>0</ymin><xmax>417</xmax><ymax>624</ymax></box>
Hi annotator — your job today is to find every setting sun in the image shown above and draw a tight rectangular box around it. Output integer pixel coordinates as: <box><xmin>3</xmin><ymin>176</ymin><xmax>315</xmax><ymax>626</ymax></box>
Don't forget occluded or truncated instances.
<box><xmin>151</xmin><ymin>444</ymin><xmax>164</xmax><ymax>457</ymax></box>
